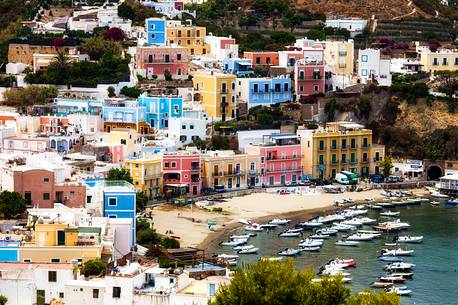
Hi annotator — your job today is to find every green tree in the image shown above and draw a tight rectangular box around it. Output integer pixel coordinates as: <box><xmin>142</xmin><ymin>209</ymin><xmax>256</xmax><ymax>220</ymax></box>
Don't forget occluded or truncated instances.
<box><xmin>164</xmin><ymin>69</ymin><xmax>173</xmax><ymax>81</ymax></box>
<box><xmin>210</xmin><ymin>135</ymin><xmax>230</xmax><ymax>150</ymax></box>
<box><xmin>256</xmin><ymin>112</ymin><xmax>274</xmax><ymax>125</ymax></box>
<box><xmin>378</xmin><ymin>155</ymin><xmax>393</xmax><ymax>178</ymax></box>
<box><xmin>345</xmin><ymin>290</ymin><xmax>399</xmax><ymax>305</ymax></box>
<box><xmin>324</xmin><ymin>98</ymin><xmax>337</xmax><ymax>122</ymax></box>
<box><xmin>357</xmin><ymin>97</ymin><xmax>372</xmax><ymax>120</ymax></box>
<box><xmin>136</xmin><ymin>219</ymin><xmax>151</xmax><ymax>232</ymax></box>
<box><xmin>0</xmin><ymin>295</ymin><xmax>7</xmax><ymax>305</ymax></box>
<box><xmin>120</xmin><ymin>86</ymin><xmax>142</xmax><ymax>98</ymax></box>
<box><xmin>160</xmin><ymin>237</ymin><xmax>180</xmax><ymax>249</ymax></box>
<box><xmin>3</xmin><ymin>86</ymin><xmax>58</xmax><ymax>110</ymax></box>
<box><xmin>80</xmin><ymin>36</ymin><xmax>122</xmax><ymax>60</ymax></box>
<box><xmin>118</xmin><ymin>1</ymin><xmax>135</xmax><ymax>20</ymax></box>
<box><xmin>107</xmin><ymin>86</ymin><xmax>116</xmax><ymax>97</ymax></box>
<box><xmin>106</xmin><ymin>168</ymin><xmax>133</xmax><ymax>184</ymax></box>
<box><xmin>0</xmin><ymin>191</ymin><xmax>26</xmax><ymax>219</ymax></box>
<box><xmin>82</xmin><ymin>259</ymin><xmax>106</xmax><ymax>277</ymax></box>
<box><xmin>136</xmin><ymin>191</ymin><xmax>148</xmax><ymax>212</ymax></box>
<box><xmin>137</xmin><ymin>227</ymin><xmax>161</xmax><ymax>246</ymax></box>
<box><xmin>435</xmin><ymin>70</ymin><xmax>458</xmax><ymax>112</ymax></box>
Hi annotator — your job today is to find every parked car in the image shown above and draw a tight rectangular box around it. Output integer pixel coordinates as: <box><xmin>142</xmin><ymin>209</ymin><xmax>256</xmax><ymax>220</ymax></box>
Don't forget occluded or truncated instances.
<box><xmin>370</xmin><ymin>174</ymin><xmax>384</xmax><ymax>183</ymax></box>
<box><xmin>386</xmin><ymin>175</ymin><xmax>404</xmax><ymax>183</ymax></box>
<box><xmin>214</xmin><ymin>185</ymin><xmax>226</xmax><ymax>193</ymax></box>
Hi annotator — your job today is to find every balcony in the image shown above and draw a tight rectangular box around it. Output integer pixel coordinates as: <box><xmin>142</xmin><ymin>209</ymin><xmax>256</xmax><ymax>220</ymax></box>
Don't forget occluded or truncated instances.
<box><xmin>361</xmin><ymin>158</ymin><xmax>370</xmax><ymax>163</ymax></box>
<box><xmin>350</xmin><ymin>145</ymin><xmax>357</xmax><ymax>150</ymax></box>
<box><xmin>266</xmin><ymin>166</ymin><xmax>303</xmax><ymax>173</ymax></box>
<box><xmin>350</xmin><ymin>159</ymin><xmax>358</xmax><ymax>165</ymax></box>
<box><xmin>331</xmin><ymin>146</ymin><xmax>338</xmax><ymax>150</ymax></box>
<box><xmin>361</xmin><ymin>144</ymin><xmax>371</xmax><ymax>148</ymax></box>
<box><xmin>225</xmin><ymin>171</ymin><xmax>244</xmax><ymax>176</ymax></box>
<box><xmin>190</xmin><ymin>166</ymin><xmax>200</xmax><ymax>171</ymax></box>
<box><xmin>318</xmin><ymin>146</ymin><xmax>326</xmax><ymax>151</ymax></box>
<box><xmin>212</xmin><ymin>171</ymin><xmax>223</xmax><ymax>177</ymax></box>
<box><xmin>266</xmin><ymin>155</ymin><xmax>303</xmax><ymax>161</ymax></box>
<box><xmin>374</xmin><ymin>157</ymin><xmax>383</xmax><ymax>162</ymax></box>
<box><xmin>341</xmin><ymin>160</ymin><xmax>348</xmax><ymax>164</ymax></box>
<box><xmin>331</xmin><ymin>160</ymin><xmax>339</xmax><ymax>165</ymax></box>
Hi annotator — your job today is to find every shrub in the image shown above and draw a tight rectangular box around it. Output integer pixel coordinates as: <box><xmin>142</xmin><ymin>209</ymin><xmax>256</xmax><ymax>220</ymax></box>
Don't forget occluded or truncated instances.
<box><xmin>82</xmin><ymin>259</ymin><xmax>106</xmax><ymax>277</ymax></box>
<box><xmin>160</xmin><ymin>238</ymin><xmax>180</xmax><ymax>249</ymax></box>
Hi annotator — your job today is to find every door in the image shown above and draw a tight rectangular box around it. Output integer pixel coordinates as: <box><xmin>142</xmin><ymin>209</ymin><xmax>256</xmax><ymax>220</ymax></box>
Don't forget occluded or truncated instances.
<box><xmin>147</xmin><ymin>67</ymin><xmax>154</xmax><ymax>79</ymax></box>
<box><xmin>269</xmin><ymin>176</ymin><xmax>274</xmax><ymax>185</ymax></box>
<box><xmin>292</xmin><ymin>174</ymin><xmax>297</xmax><ymax>183</ymax></box>
<box><xmin>280</xmin><ymin>175</ymin><xmax>286</xmax><ymax>185</ymax></box>
<box><xmin>250</xmin><ymin>177</ymin><xmax>255</xmax><ymax>186</ymax></box>
<box><xmin>57</xmin><ymin>230</ymin><xmax>65</xmax><ymax>246</ymax></box>
<box><xmin>37</xmin><ymin>290</ymin><xmax>45</xmax><ymax>305</ymax></box>
<box><xmin>192</xmin><ymin>186</ymin><xmax>197</xmax><ymax>195</ymax></box>
<box><xmin>228</xmin><ymin>178</ymin><xmax>232</xmax><ymax>189</ymax></box>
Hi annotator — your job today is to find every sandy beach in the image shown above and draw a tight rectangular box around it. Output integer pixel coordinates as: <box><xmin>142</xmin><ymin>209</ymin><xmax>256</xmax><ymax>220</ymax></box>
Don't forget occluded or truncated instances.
<box><xmin>150</xmin><ymin>188</ymin><xmax>416</xmax><ymax>249</ymax></box>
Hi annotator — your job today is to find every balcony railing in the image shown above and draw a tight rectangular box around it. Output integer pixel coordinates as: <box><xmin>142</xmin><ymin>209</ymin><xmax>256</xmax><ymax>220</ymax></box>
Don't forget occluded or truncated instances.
<box><xmin>361</xmin><ymin>159</ymin><xmax>369</xmax><ymax>163</ymax></box>
<box><xmin>318</xmin><ymin>146</ymin><xmax>326</xmax><ymax>151</ymax></box>
<box><xmin>212</xmin><ymin>171</ymin><xmax>223</xmax><ymax>177</ymax></box>
<box><xmin>374</xmin><ymin>157</ymin><xmax>383</xmax><ymax>162</ymax></box>
<box><xmin>361</xmin><ymin>144</ymin><xmax>370</xmax><ymax>148</ymax></box>
<box><xmin>224</xmin><ymin>171</ymin><xmax>244</xmax><ymax>176</ymax></box>
<box><xmin>190</xmin><ymin>166</ymin><xmax>200</xmax><ymax>171</ymax></box>
<box><xmin>266</xmin><ymin>166</ymin><xmax>303</xmax><ymax>173</ymax></box>
<box><xmin>266</xmin><ymin>155</ymin><xmax>302</xmax><ymax>161</ymax></box>
<box><xmin>341</xmin><ymin>160</ymin><xmax>348</xmax><ymax>164</ymax></box>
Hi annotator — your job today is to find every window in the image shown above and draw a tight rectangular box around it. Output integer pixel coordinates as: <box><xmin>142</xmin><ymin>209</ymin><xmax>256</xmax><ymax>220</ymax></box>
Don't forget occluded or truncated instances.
<box><xmin>51</xmin><ymin>258</ymin><xmax>60</xmax><ymax>263</ymax></box>
<box><xmin>93</xmin><ymin>289</ymin><xmax>99</xmax><ymax>299</ymax></box>
<box><xmin>113</xmin><ymin>287</ymin><xmax>121</xmax><ymax>298</ymax></box>
<box><xmin>222</xmin><ymin>82</ymin><xmax>227</xmax><ymax>93</ymax></box>
<box><xmin>23</xmin><ymin>259</ymin><xmax>31</xmax><ymax>263</ymax></box>
<box><xmin>148</xmin><ymin>54</ymin><xmax>153</xmax><ymax>63</ymax></box>
<box><xmin>120</xmin><ymin>139</ymin><xmax>127</xmax><ymax>145</ymax></box>
<box><xmin>319</xmin><ymin>155</ymin><xmax>324</xmax><ymax>165</ymax></box>
<box><xmin>433</xmin><ymin>58</ymin><xmax>438</xmax><ymax>65</ymax></box>
<box><xmin>190</xmin><ymin>124</ymin><xmax>194</xmax><ymax>130</ymax></box>
<box><xmin>314</xmin><ymin>85</ymin><xmax>319</xmax><ymax>91</ymax></box>
<box><xmin>256</xmin><ymin>57</ymin><xmax>261</xmax><ymax>64</ymax></box>
<box><xmin>48</xmin><ymin>271</ymin><xmax>57</xmax><ymax>282</ymax></box>
<box><xmin>182</xmin><ymin>124</ymin><xmax>186</xmax><ymax>129</ymax></box>
<box><xmin>232</xmin><ymin>82</ymin><xmax>236</xmax><ymax>90</ymax></box>
<box><xmin>362</xmin><ymin>69</ymin><xmax>367</xmax><ymax>76</ymax></box>
<box><xmin>43</xmin><ymin>177</ymin><xmax>49</xmax><ymax>183</ymax></box>
<box><xmin>455</xmin><ymin>57</ymin><xmax>458</xmax><ymax>65</ymax></box>
<box><xmin>332</xmin><ymin>139</ymin><xmax>337</xmax><ymax>149</ymax></box>
<box><xmin>299</xmin><ymin>70</ymin><xmax>305</xmax><ymax>80</ymax></box>
<box><xmin>341</xmin><ymin>139</ymin><xmax>347</xmax><ymax>149</ymax></box>
<box><xmin>150</xmin><ymin>34</ymin><xmax>156</xmax><ymax>39</ymax></box>
<box><xmin>361</xmin><ymin>55</ymin><xmax>368</xmax><ymax>62</ymax></box>
<box><xmin>319</xmin><ymin>140</ymin><xmax>325</xmax><ymax>150</ymax></box>
<box><xmin>253</xmin><ymin>84</ymin><xmax>258</xmax><ymax>93</ymax></box>
<box><xmin>43</xmin><ymin>193</ymin><xmax>50</xmax><ymax>200</ymax></box>
<box><xmin>108</xmin><ymin>198</ymin><xmax>117</xmax><ymax>206</ymax></box>
<box><xmin>351</xmin><ymin>138</ymin><xmax>356</xmax><ymax>148</ymax></box>
<box><xmin>264</xmin><ymin>84</ymin><xmax>269</xmax><ymax>92</ymax></box>
<box><xmin>284</xmin><ymin>83</ymin><xmax>289</xmax><ymax>92</ymax></box>
<box><xmin>180</xmin><ymin>135</ymin><xmax>187</xmax><ymax>142</ymax></box>
<box><xmin>164</xmin><ymin>162</ymin><xmax>169</xmax><ymax>168</ymax></box>
<box><xmin>442</xmin><ymin>58</ymin><xmax>448</xmax><ymax>65</ymax></box>
<box><xmin>171</xmin><ymin>162</ymin><xmax>176</xmax><ymax>168</ymax></box>
<box><xmin>87</xmin><ymin>195</ymin><xmax>92</xmax><ymax>203</ymax></box>
<box><xmin>266</xmin><ymin>57</ymin><xmax>271</xmax><ymax>64</ymax></box>
<box><xmin>59</xmin><ymin>292</ymin><xmax>64</xmax><ymax>299</ymax></box>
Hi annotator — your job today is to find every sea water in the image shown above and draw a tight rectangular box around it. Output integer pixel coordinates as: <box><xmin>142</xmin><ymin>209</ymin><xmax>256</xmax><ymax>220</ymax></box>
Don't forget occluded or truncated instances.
<box><xmin>216</xmin><ymin>202</ymin><xmax>458</xmax><ymax>305</ymax></box>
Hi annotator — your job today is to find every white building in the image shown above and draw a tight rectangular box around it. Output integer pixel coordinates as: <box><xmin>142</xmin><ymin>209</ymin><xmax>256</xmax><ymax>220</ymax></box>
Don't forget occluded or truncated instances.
<box><xmin>390</xmin><ymin>58</ymin><xmax>423</xmax><ymax>74</ymax></box>
<box><xmin>97</xmin><ymin>6</ymin><xmax>132</xmax><ymax>35</ymax></box>
<box><xmin>358</xmin><ymin>49</ymin><xmax>392</xmax><ymax>86</ymax></box>
<box><xmin>67</xmin><ymin>113</ymin><xmax>104</xmax><ymax>135</ymax></box>
<box><xmin>204</xmin><ymin>35</ymin><xmax>239</xmax><ymax>61</ymax></box>
<box><xmin>325</xmin><ymin>19</ymin><xmax>367</xmax><ymax>36</ymax></box>
<box><xmin>439</xmin><ymin>173</ymin><xmax>458</xmax><ymax>195</ymax></box>
<box><xmin>167</xmin><ymin>117</ymin><xmax>207</xmax><ymax>146</ymax></box>
<box><xmin>392</xmin><ymin>160</ymin><xmax>423</xmax><ymax>178</ymax></box>
<box><xmin>0</xmin><ymin>262</ymin><xmax>75</xmax><ymax>305</ymax></box>
<box><xmin>237</xmin><ymin>129</ymin><xmax>280</xmax><ymax>153</ymax></box>
<box><xmin>26</xmin><ymin>152</ymin><xmax>72</xmax><ymax>183</ymax></box>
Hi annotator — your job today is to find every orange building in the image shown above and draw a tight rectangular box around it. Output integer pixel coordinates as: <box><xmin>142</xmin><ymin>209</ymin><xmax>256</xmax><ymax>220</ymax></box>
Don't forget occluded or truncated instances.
<box><xmin>243</xmin><ymin>51</ymin><xmax>279</xmax><ymax>67</ymax></box>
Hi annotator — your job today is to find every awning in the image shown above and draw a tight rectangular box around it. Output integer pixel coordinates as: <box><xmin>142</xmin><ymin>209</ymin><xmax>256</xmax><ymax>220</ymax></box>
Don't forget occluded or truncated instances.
<box><xmin>164</xmin><ymin>183</ymin><xmax>188</xmax><ymax>188</ymax></box>
<box><xmin>238</xmin><ymin>62</ymin><xmax>252</xmax><ymax>66</ymax></box>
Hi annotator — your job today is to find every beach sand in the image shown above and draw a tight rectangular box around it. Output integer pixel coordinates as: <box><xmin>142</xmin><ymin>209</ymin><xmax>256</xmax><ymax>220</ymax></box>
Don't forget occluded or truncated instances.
<box><xmin>150</xmin><ymin>188</ymin><xmax>403</xmax><ymax>249</ymax></box>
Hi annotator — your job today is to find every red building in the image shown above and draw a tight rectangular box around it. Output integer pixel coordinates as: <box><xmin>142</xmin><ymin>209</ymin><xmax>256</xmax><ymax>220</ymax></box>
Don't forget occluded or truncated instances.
<box><xmin>163</xmin><ymin>151</ymin><xmax>201</xmax><ymax>196</ymax></box>
<box><xmin>294</xmin><ymin>60</ymin><xmax>325</xmax><ymax>96</ymax></box>
<box><xmin>136</xmin><ymin>46</ymin><xmax>189</xmax><ymax>80</ymax></box>
<box><xmin>243</xmin><ymin>51</ymin><xmax>279</xmax><ymax>67</ymax></box>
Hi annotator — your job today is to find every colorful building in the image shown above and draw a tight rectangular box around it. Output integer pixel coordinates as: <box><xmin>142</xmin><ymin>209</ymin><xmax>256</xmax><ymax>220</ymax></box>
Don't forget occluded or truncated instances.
<box><xmin>297</xmin><ymin>122</ymin><xmax>384</xmax><ymax>179</ymax></box>
<box><xmin>193</xmin><ymin>71</ymin><xmax>237</xmax><ymax>121</ymax></box>
<box><xmin>294</xmin><ymin>59</ymin><xmax>325</xmax><ymax>96</ymax></box>
<box><xmin>237</xmin><ymin>77</ymin><xmax>291</xmax><ymax>108</ymax></box>
<box><xmin>103</xmin><ymin>180</ymin><xmax>136</xmax><ymax>247</ymax></box>
<box><xmin>145</xmin><ymin>17</ymin><xmax>167</xmax><ymax>46</ymax></box>
<box><xmin>222</xmin><ymin>58</ymin><xmax>253</xmax><ymax>77</ymax></box>
<box><xmin>166</xmin><ymin>23</ymin><xmax>209</xmax><ymax>56</ymax></box>
<box><xmin>137</xmin><ymin>95</ymin><xmax>183</xmax><ymax>129</ymax></box>
<box><xmin>204</xmin><ymin>35</ymin><xmax>239</xmax><ymax>61</ymax></box>
<box><xmin>20</xmin><ymin>223</ymin><xmax>103</xmax><ymax>263</ymax></box>
<box><xmin>243</xmin><ymin>51</ymin><xmax>279</xmax><ymax>67</ymax></box>
<box><xmin>125</xmin><ymin>157</ymin><xmax>163</xmax><ymax>199</ymax></box>
<box><xmin>54</xmin><ymin>97</ymin><xmax>103</xmax><ymax>115</ymax></box>
<box><xmin>163</xmin><ymin>150</ymin><xmax>201</xmax><ymax>195</ymax></box>
<box><xmin>136</xmin><ymin>45</ymin><xmax>189</xmax><ymax>80</ymax></box>
<box><xmin>245</xmin><ymin>134</ymin><xmax>303</xmax><ymax>186</ymax></box>
<box><xmin>324</xmin><ymin>40</ymin><xmax>354</xmax><ymax>76</ymax></box>
<box><xmin>0</xmin><ymin>239</ymin><xmax>21</xmax><ymax>262</ymax></box>
<box><xmin>102</xmin><ymin>100</ymin><xmax>151</xmax><ymax>134</ymax></box>
<box><xmin>419</xmin><ymin>49</ymin><xmax>458</xmax><ymax>73</ymax></box>
<box><xmin>201</xmin><ymin>150</ymin><xmax>261</xmax><ymax>190</ymax></box>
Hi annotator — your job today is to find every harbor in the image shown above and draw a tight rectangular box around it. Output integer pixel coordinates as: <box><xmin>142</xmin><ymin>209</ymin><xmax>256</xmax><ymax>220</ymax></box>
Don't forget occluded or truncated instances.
<box><xmin>213</xmin><ymin>194</ymin><xmax>458</xmax><ymax>305</ymax></box>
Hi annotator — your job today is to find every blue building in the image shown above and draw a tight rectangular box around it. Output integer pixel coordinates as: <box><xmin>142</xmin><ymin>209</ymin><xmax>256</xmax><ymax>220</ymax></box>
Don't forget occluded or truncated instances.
<box><xmin>138</xmin><ymin>95</ymin><xmax>183</xmax><ymax>129</ymax></box>
<box><xmin>102</xmin><ymin>100</ymin><xmax>149</xmax><ymax>133</ymax></box>
<box><xmin>223</xmin><ymin>58</ymin><xmax>254</xmax><ymax>77</ymax></box>
<box><xmin>238</xmin><ymin>77</ymin><xmax>292</xmax><ymax>108</ymax></box>
<box><xmin>103</xmin><ymin>180</ymin><xmax>136</xmax><ymax>247</ymax></box>
<box><xmin>55</xmin><ymin>98</ymin><xmax>103</xmax><ymax>115</ymax></box>
<box><xmin>145</xmin><ymin>18</ymin><xmax>167</xmax><ymax>46</ymax></box>
<box><xmin>0</xmin><ymin>239</ymin><xmax>20</xmax><ymax>262</ymax></box>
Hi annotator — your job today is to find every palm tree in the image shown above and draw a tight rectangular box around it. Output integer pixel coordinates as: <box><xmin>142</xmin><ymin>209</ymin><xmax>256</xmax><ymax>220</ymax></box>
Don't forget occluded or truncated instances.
<box><xmin>54</xmin><ymin>51</ymin><xmax>69</xmax><ymax>71</ymax></box>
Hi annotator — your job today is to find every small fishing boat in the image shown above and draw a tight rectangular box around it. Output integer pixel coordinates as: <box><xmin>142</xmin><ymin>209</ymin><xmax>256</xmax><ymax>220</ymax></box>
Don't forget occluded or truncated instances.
<box><xmin>230</xmin><ymin>234</ymin><xmax>254</xmax><ymax>240</ymax></box>
<box><xmin>372</xmin><ymin>281</ymin><xmax>394</xmax><ymax>288</ymax></box>
<box><xmin>245</xmin><ymin>223</ymin><xmax>264</xmax><ymax>232</ymax></box>
<box><xmin>381</xmin><ymin>248</ymin><xmax>414</xmax><ymax>256</ymax></box>
<box><xmin>385</xmin><ymin>262</ymin><xmax>416</xmax><ymax>271</ymax></box>
<box><xmin>318</xmin><ymin>228</ymin><xmax>338</xmax><ymax>235</ymax></box>
<box><xmin>238</xmin><ymin>247</ymin><xmax>259</xmax><ymax>254</ymax></box>
<box><xmin>346</xmin><ymin>233</ymin><xmax>375</xmax><ymax>241</ymax></box>
<box><xmin>220</xmin><ymin>239</ymin><xmax>247</xmax><ymax>247</ymax></box>
<box><xmin>330</xmin><ymin>223</ymin><xmax>356</xmax><ymax>232</ymax></box>
<box><xmin>301</xmin><ymin>220</ymin><xmax>324</xmax><ymax>228</ymax></box>
<box><xmin>379</xmin><ymin>255</ymin><xmax>403</xmax><ymax>262</ymax></box>
<box><xmin>391</xmin><ymin>272</ymin><xmax>414</xmax><ymax>279</ymax></box>
<box><xmin>378</xmin><ymin>202</ymin><xmax>395</xmax><ymax>208</ymax></box>
<box><xmin>269</xmin><ymin>218</ymin><xmax>291</xmax><ymax>225</ymax></box>
<box><xmin>430</xmin><ymin>191</ymin><xmax>449</xmax><ymax>198</ymax></box>
<box><xmin>287</xmin><ymin>227</ymin><xmax>304</xmax><ymax>233</ymax></box>
<box><xmin>385</xmin><ymin>286</ymin><xmax>412</xmax><ymax>296</ymax></box>
<box><xmin>310</xmin><ymin>233</ymin><xmax>329</xmax><ymax>239</ymax></box>
<box><xmin>369</xmin><ymin>204</ymin><xmax>384</xmax><ymax>210</ymax></box>
<box><xmin>233</xmin><ymin>244</ymin><xmax>255</xmax><ymax>251</ymax></box>
<box><xmin>430</xmin><ymin>201</ymin><xmax>440</xmax><ymax>206</ymax></box>
<box><xmin>279</xmin><ymin>231</ymin><xmax>302</xmax><ymax>237</ymax></box>
<box><xmin>379</xmin><ymin>276</ymin><xmax>406</xmax><ymax>283</ymax></box>
<box><xmin>217</xmin><ymin>254</ymin><xmax>239</xmax><ymax>260</ymax></box>
<box><xmin>341</xmin><ymin>219</ymin><xmax>364</xmax><ymax>227</ymax></box>
<box><xmin>395</xmin><ymin>235</ymin><xmax>423</xmax><ymax>243</ymax></box>
<box><xmin>380</xmin><ymin>211</ymin><xmax>400</xmax><ymax>217</ymax></box>
<box><xmin>259</xmin><ymin>223</ymin><xmax>278</xmax><ymax>229</ymax></box>
<box><xmin>357</xmin><ymin>217</ymin><xmax>377</xmax><ymax>225</ymax></box>
<box><xmin>299</xmin><ymin>246</ymin><xmax>321</xmax><ymax>252</ymax></box>
<box><xmin>445</xmin><ymin>198</ymin><xmax>458</xmax><ymax>205</ymax></box>
<box><xmin>332</xmin><ymin>258</ymin><xmax>356</xmax><ymax>267</ymax></box>
<box><xmin>357</xmin><ymin>230</ymin><xmax>382</xmax><ymax>237</ymax></box>
<box><xmin>298</xmin><ymin>239</ymin><xmax>323</xmax><ymax>247</ymax></box>
<box><xmin>391</xmin><ymin>200</ymin><xmax>408</xmax><ymax>207</ymax></box>
<box><xmin>336</xmin><ymin>240</ymin><xmax>360</xmax><ymax>247</ymax></box>
<box><xmin>321</xmin><ymin>270</ymin><xmax>351</xmax><ymax>277</ymax></box>
<box><xmin>278</xmin><ymin>248</ymin><xmax>301</xmax><ymax>256</ymax></box>
<box><xmin>238</xmin><ymin>219</ymin><xmax>250</xmax><ymax>225</ymax></box>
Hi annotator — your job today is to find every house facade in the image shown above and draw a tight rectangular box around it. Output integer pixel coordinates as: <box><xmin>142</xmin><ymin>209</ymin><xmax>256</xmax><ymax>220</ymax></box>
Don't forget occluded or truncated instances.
<box><xmin>243</xmin><ymin>51</ymin><xmax>279</xmax><ymax>67</ymax></box>
<box><xmin>124</xmin><ymin>157</ymin><xmax>163</xmax><ymax>198</ymax></box>
<box><xmin>222</xmin><ymin>58</ymin><xmax>253</xmax><ymax>77</ymax></box>
<box><xmin>358</xmin><ymin>49</ymin><xmax>392</xmax><ymax>86</ymax></box>
<box><xmin>102</xmin><ymin>100</ymin><xmax>150</xmax><ymax>134</ymax></box>
<box><xmin>166</xmin><ymin>23</ymin><xmax>209</xmax><ymax>56</ymax></box>
<box><xmin>163</xmin><ymin>151</ymin><xmax>201</xmax><ymax>195</ymax></box>
<box><xmin>294</xmin><ymin>60</ymin><xmax>325</xmax><ymax>96</ymax></box>
<box><xmin>237</xmin><ymin>77</ymin><xmax>291</xmax><ymax>108</ymax></box>
<box><xmin>145</xmin><ymin>17</ymin><xmax>167</xmax><ymax>46</ymax></box>
<box><xmin>137</xmin><ymin>95</ymin><xmax>183</xmax><ymax>129</ymax></box>
<box><xmin>136</xmin><ymin>45</ymin><xmax>189</xmax><ymax>80</ymax></box>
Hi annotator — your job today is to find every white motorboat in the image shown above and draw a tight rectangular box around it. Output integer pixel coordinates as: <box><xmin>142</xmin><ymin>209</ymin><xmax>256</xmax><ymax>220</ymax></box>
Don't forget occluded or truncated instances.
<box><xmin>230</xmin><ymin>234</ymin><xmax>253</xmax><ymax>240</ymax></box>
<box><xmin>372</xmin><ymin>281</ymin><xmax>394</xmax><ymax>288</ymax></box>
<box><xmin>259</xmin><ymin>256</ymin><xmax>285</xmax><ymax>262</ymax></box>
<box><xmin>357</xmin><ymin>217</ymin><xmax>377</xmax><ymax>225</ymax></box>
<box><xmin>310</xmin><ymin>233</ymin><xmax>329</xmax><ymax>239</ymax></box>
<box><xmin>299</xmin><ymin>246</ymin><xmax>321</xmax><ymax>252</ymax></box>
<box><xmin>278</xmin><ymin>248</ymin><xmax>301</xmax><ymax>256</ymax></box>
<box><xmin>287</xmin><ymin>227</ymin><xmax>304</xmax><ymax>233</ymax></box>
<box><xmin>380</xmin><ymin>211</ymin><xmax>400</xmax><ymax>217</ymax></box>
<box><xmin>318</xmin><ymin>228</ymin><xmax>338</xmax><ymax>235</ymax></box>
<box><xmin>341</xmin><ymin>218</ymin><xmax>364</xmax><ymax>227</ymax></box>
<box><xmin>391</xmin><ymin>272</ymin><xmax>414</xmax><ymax>279</ymax></box>
<box><xmin>381</xmin><ymin>248</ymin><xmax>414</xmax><ymax>256</ymax></box>
<box><xmin>385</xmin><ymin>262</ymin><xmax>416</xmax><ymax>271</ymax></box>
<box><xmin>259</xmin><ymin>223</ymin><xmax>278</xmax><ymax>229</ymax></box>
<box><xmin>331</xmin><ymin>223</ymin><xmax>356</xmax><ymax>232</ymax></box>
<box><xmin>279</xmin><ymin>231</ymin><xmax>302</xmax><ymax>237</ymax></box>
<box><xmin>238</xmin><ymin>247</ymin><xmax>259</xmax><ymax>254</ymax></box>
<box><xmin>238</xmin><ymin>219</ymin><xmax>251</xmax><ymax>225</ymax></box>
<box><xmin>336</xmin><ymin>240</ymin><xmax>360</xmax><ymax>246</ymax></box>
<box><xmin>233</xmin><ymin>244</ymin><xmax>255</xmax><ymax>251</ymax></box>
<box><xmin>379</xmin><ymin>276</ymin><xmax>406</xmax><ymax>283</ymax></box>
<box><xmin>245</xmin><ymin>223</ymin><xmax>264</xmax><ymax>232</ymax></box>
<box><xmin>220</xmin><ymin>239</ymin><xmax>247</xmax><ymax>247</ymax></box>
<box><xmin>430</xmin><ymin>191</ymin><xmax>449</xmax><ymax>198</ymax></box>
<box><xmin>217</xmin><ymin>254</ymin><xmax>239</xmax><ymax>260</ymax></box>
<box><xmin>386</xmin><ymin>286</ymin><xmax>412</xmax><ymax>296</ymax></box>
<box><xmin>298</xmin><ymin>238</ymin><xmax>323</xmax><ymax>247</ymax></box>
<box><xmin>321</xmin><ymin>270</ymin><xmax>351</xmax><ymax>277</ymax></box>
<box><xmin>346</xmin><ymin>233</ymin><xmax>375</xmax><ymax>241</ymax></box>
<box><xmin>269</xmin><ymin>218</ymin><xmax>291</xmax><ymax>225</ymax></box>
<box><xmin>396</xmin><ymin>235</ymin><xmax>423</xmax><ymax>243</ymax></box>
<box><xmin>301</xmin><ymin>220</ymin><xmax>323</xmax><ymax>228</ymax></box>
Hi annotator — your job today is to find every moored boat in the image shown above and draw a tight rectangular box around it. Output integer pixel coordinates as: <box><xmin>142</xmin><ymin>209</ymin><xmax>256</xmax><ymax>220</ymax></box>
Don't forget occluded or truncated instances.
<box><xmin>372</xmin><ymin>281</ymin><xmax>394</xmax><ymax>288</ymax></box>
<box><xmin>395</xmin><ymin>235</ymin><xmax>423</xmax><ymax>243</ymax></box>
<box><xmin>279</xmin><ymin>231</ymin><xmax>302</xmax><ymax>237</ymax></box>
<box><xmin>380</xmin><ymin>211</ymin><xmax>400</xmax><ymax>217</ymax></box>
<box><xmin>245</xmin><ymin>223</ymin><xmax>264</xmax><ymax>232</ymax></box>
<box><xmin>336</xmin><ymin>240</ymin><xmax>360</xmax><ymax>247</ymax></box>
<box><xmin>238</xmin><ymin>247</ymin><xmax>259</xmax><ymax>254</ymax></box>
<box><xmin>379</xmin><ymin>275</ymin><xmax>406</xmax><ymax>283</ymax></box>
<box><xmin>269</xmin><ymin>218</ymin><xmax>291</xmax><ymax>225</ymax></box>
<box><xmin>379</xmin><ymin>255</ymin><xmax>403</xmax><ymax>262</ymax></box>
<box><xmin>385</xmin><ymin>286</ymin><xmax>412</xmax><ymax>296</ymax></box>
<box><xmin>278</xmin><ymin>248</ymin><xmax>301</xmax><ymax>256</ymax></box>
<box><xmin>299</xmin><ymin>246</ymin><xmax>321</xmax><ymax>252</ymax></box>
<box><xmin>390</xmin><ymin>272</ymin><xmax>414</xmax><ymax>279</ymax></box>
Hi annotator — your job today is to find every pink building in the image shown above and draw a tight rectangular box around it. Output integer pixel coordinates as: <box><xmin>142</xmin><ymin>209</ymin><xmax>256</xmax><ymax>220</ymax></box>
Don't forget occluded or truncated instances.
<box><xmin>108</xmin><ymin>145</ymin><xmax>124</xmax><ymax>163</ymax></box>
<box><xmin>294</xmin><ymin>60</ymin><xmax>325</xmax><ymax>96</ymax></box>
<box><xmin>163</xmin><ymin>151</ymin><xmax>201</xmax><ymax>195</ymax></box>
<box><xmin>136</xmin><ymin>46</ymin><xmax>189</xmax><ymax>80</ymax></box>
<box><xmin>245</xmin><ymin>134</ymin><xmax>302</xmax><ymax>186</ymax></box>
<box><xmin>39</xmin><ymin>116</ymin><xmax>70</xmax><ymax>133</ymax></box>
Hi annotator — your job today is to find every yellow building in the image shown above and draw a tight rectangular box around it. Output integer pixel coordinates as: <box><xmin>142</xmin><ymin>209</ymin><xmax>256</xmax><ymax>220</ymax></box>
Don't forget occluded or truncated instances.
<box><xmin>324</xmin><ymin>40</ymin><xmax>354</xmax><ymax>75</ymax></box>
<box><xmin>104</xmin><ymin>128</ymin><xmax>141</xmax><ymax>159</ymax></box>
<box><xmin>167</xmin><ymin>24</ymin><xmax>209</xmax><ymax>56</ymax></box>
<box><xmin>125</xmin><ymin>157</ymin><xmax>163</xmax><ymax>198</ymax></box>
<box><xmin>201</xmin><ymin>150</ymin><xmax>261</xmax><ymax>189</ymax></box>
<box><xmin>193</xmin><ymin>71</ymin><xmax>237</xmax><ymax>121</ymax></box>
<box><xmin>297</xmin><ymin>122</ymin><xmax>384</xmax><ymax>179</ymax></box>
<box><xmin>419</xmin><ymin>49</ymin><xmax>458</xmax><ymax>73</ymax></box>
<box><xmin>20</xmin><ymin>223</ymin><xmax>103</xmax><ymax>263</ymax></box>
